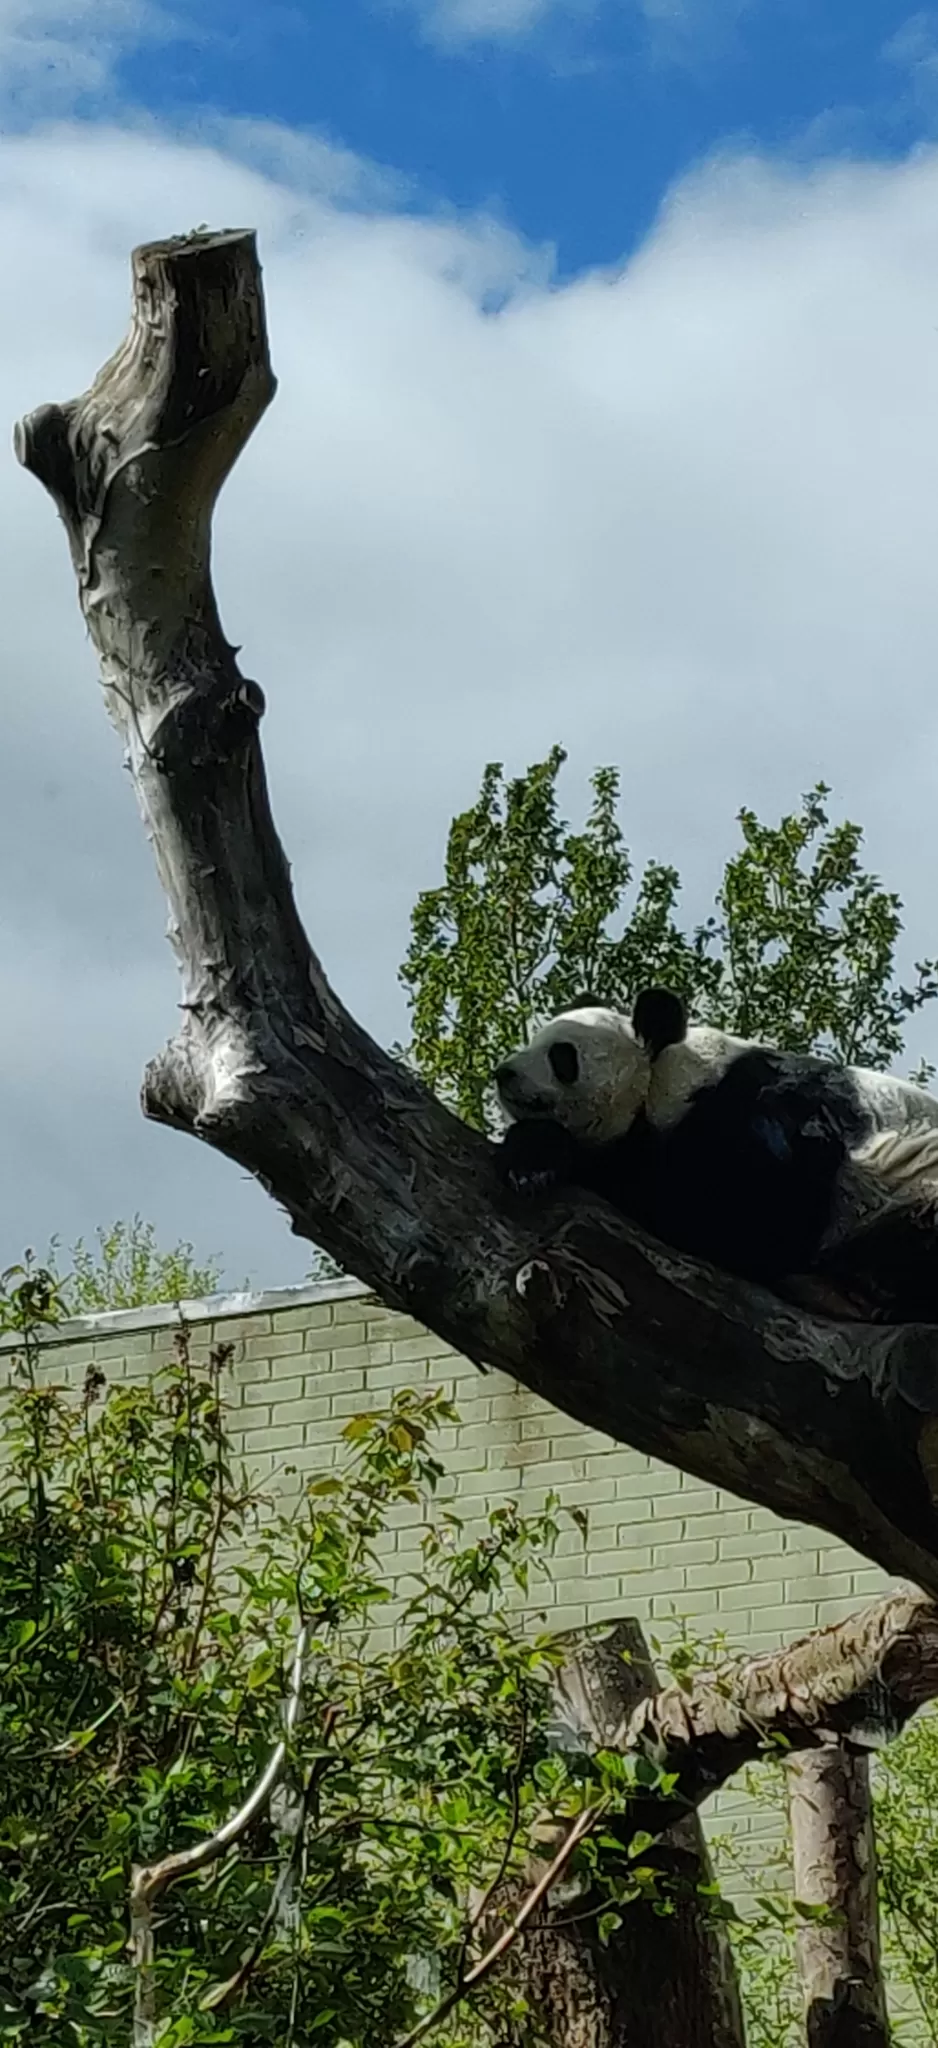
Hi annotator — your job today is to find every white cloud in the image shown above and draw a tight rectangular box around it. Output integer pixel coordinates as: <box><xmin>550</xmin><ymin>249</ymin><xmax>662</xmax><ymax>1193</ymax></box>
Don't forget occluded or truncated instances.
<box><xmin>0</xmin><ymin>0</ymin><xmax>172</xmax><ymax>114</ymax></box>
<box><xmin>409</xmin><ymin>0</ymin><xmax>558</xmax><ymax>41</ymax></box>
<box><xmin>884</xmin><ymin>12</ymin><xmax>938</xmax><ymax>121</ymax></box>
<box><xmin>190</xmin><ymin>116</ymin><xmax>413</xmax><ymax>213</ymax></box>
<box><xmin>639</xmin><ymin>0</ymin><xmax>754</xmax><ymax>68</ymax></box>
<box><xmin>4</xmin><ymin>124</ymin><xmax>938</xmax><ymax>1287</ymax></box>
<box><xmin>885</xmin><ymin>11</ymin><xmax>938</xmax><ymax>73</ymax></box>
<box><xmin>400</xmin><ymin>0</ymin><xmax>749</xmax><ymax>56</ymax></box>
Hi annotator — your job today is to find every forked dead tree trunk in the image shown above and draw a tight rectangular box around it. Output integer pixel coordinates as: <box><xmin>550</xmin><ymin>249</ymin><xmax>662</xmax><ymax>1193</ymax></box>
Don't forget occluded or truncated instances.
<box><xmin>14</xmin><ymin>225</ymin><xmax>938</xmax><ymax>2044</ymax></box>
<box><xmin>13</xmin><ymin>224</ymin><xmax>938</xmax><ymax>1598</ymax></box>
<box><xmin>400</xmin><ymin>1591</ymin><xmax>938</xmax><ymax>2047</ymax></box>
<box><xmin>789</xmin><ymin>1745</ymin><xmax>889</xmax><ymax>2048</ymax></box>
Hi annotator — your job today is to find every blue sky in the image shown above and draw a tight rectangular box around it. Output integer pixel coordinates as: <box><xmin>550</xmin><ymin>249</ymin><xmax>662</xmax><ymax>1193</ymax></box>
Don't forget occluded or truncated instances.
<box><xmin>78</xmin><ymin>0</ymin><xmax>938</xmax><ymax>273</ymax></box>
<box><xmin>5</xmin><ymin>0</ymin><xmax>938</xmax><ymax>1287</ymax></box>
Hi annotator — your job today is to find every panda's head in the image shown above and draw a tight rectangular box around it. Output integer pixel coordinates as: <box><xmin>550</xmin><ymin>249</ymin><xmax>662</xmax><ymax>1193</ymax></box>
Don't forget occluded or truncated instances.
<box><xmin>494</xmin><ymin>990</ymin><xmax>688</xmax><ymax>1142</ymax></box>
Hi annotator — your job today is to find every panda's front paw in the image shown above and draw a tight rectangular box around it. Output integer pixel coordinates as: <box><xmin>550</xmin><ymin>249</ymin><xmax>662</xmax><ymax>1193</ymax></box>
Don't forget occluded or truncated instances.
<box><xmin>508</xmin><ymin>1165</ymin><xmax>558</xmax><ymax>1197</ymax></box>
<box><xmin>752</xmin><ymin>1095</ymin><xmax>846</xmax><ymax>1172</ymax></box>
<box><xmin>496</xmin><ymin>1119</ymin><xmax>579</xmax><ymax>1199</ymax></box>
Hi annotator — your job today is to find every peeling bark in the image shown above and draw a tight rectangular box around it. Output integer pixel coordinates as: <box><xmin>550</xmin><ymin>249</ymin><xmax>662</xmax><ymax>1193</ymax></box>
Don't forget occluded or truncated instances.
<box><xmin>789</xmin><ymin>1747</ymin><xmax>889</xmax><ymax>2048</ymax></box>
<box><xmin>16</xmin><ymin>227</ymin><xmax>938</xmax><ymax>1596</ymax></box>
<box><xmin>463</xmin><ymin>1591</ymin><xmax>938</xmax><ymax>2044</ymax></box>
<box><xmin>628</xmin><ymin>1588</ymin><xmax>938</xmax><ymax>1807</ymax></box>
<box><xmin>484</xmin><ymin>1621</ymin><xmax>747</xmax><ymax>2048</ymax></box>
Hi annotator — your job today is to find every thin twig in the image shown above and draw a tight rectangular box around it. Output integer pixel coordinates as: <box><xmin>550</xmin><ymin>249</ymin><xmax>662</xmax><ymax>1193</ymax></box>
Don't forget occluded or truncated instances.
<box><xmin>458</xmin><ymin>1701</ymin><xmax>528</xmax><ymax>1982</ymax></box>
<box><xmin>184</xmin><ymin>1484</ymin><xmax>226</xmax><ymax>1677</ymax></box>
<box><xmin>81</xmin><ymin>1399</ymin><xmax>100</xmax><ymax>1508</ymax></box>
<box><xmin>129</xmin><ymin>1621</ymin><xmax>308</xmax><ymax>2047</ymax></box>
<box><xmin>392</xmin><ymin>1795</ymin><xmax>608</xmax><ymax>2048</ymax></box>
<box><xmin>200</xmin><ymin>1703</ymin><xmax>341</xmax><ymax>2011</ymax></box>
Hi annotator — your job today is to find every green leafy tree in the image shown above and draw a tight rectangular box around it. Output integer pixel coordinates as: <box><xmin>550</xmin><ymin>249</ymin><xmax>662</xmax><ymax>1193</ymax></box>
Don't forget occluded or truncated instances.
<box><xmin>2</xmin><ymin>1259</ymin><xmax>676</xmax><ymax>2047</ymax></box>
<box><xmin>401</xmin><ymin>750</ymin><xmax>938</xmax><ymax>1129</ymax></box>
<box><xmin>40</xmin><ymin>1212</ymin><xmax>343</xmax><ymax>1311</ymax></box>
<box><xmin>715</xmin><ymin>790</ymin><xmax>937</xmax><ymax>1065</ymax></box>
<box><xmin>42</xmin><ymin>1215</ymin><xmax>224</xmax><ymax>1315</ymax></box>
<box><xmin>870</xmin><ymin>1707</ymin><xmax>938</xmax><ymax>2041</ymax></box>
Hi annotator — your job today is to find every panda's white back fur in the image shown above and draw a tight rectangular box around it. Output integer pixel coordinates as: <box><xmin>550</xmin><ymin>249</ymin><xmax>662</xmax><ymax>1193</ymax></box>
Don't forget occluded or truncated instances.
<box><xmin>645</xmin><ymin>1026</ymin><xmax>754</xmax><ymax>1131</ymax></box>
<box><xmin>853</xmin><ymin>1125</ymin><xmax>938</xmax><ymax>1193</ymax></box>
<box><xmin>844</xmin><ymin>1065</ymin><xmax>938</xmax><ymax>1136</ymax></box>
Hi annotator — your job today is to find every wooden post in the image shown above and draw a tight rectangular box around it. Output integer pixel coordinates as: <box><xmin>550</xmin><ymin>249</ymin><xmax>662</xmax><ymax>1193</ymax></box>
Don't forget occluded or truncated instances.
<box><xmin>789</xmin><ymin>1742</ymin><xmax>890</xmax><ymax>2048</ymax></box>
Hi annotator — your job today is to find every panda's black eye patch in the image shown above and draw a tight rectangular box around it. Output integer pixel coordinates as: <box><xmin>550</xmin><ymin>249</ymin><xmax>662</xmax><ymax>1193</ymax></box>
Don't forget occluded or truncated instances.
<box><xmin>548</xmin><ymin>1041</ymin><xmax>580</xmax><ymax>1086</ymax></box>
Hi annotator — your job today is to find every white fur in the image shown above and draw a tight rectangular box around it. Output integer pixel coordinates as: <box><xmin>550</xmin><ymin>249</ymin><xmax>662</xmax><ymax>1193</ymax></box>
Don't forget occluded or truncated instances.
<box><xmin>852</xmin><ymin>1124</ymin><xmax>938</xmax><ymax>1192</ymax></box>
<box><xmin>495</xmin><ymin>1007</ymin><xmax>650</xmax><ymax>1141</ymax></box>
<box><xmin>843</xmin><ymin>1066</ymin><xmax>938</xmax><ymax>1136</ymax></box>
<box><xmin>645</xmin><ymin>1025</ymin><xmax>754</xmax><ymax>1131</ymax></box>
<box><xmin>498</xmin><ymin>1002</ymin><xmax>938</xmax><ymax>1205</ymax></box>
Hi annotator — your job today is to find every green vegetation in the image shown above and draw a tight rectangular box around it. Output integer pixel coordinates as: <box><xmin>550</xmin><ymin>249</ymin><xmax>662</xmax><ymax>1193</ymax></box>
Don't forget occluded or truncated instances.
<box><xmin>46</xmin><ymin>1215</ymin><xmax>224</xmax><ymax>1315</ymax></box>
<box><xmin>401</xmin><ymin>750</ymin><xmax>938</xmax><ymax>1126</ymax></box>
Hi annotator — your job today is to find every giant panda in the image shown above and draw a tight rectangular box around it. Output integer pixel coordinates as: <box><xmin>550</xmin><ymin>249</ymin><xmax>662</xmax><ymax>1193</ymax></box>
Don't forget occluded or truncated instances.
<box><xmin>493</xmin><ymin>987</ymin><xmax>938</xmax><ymax>1310</ymax></box>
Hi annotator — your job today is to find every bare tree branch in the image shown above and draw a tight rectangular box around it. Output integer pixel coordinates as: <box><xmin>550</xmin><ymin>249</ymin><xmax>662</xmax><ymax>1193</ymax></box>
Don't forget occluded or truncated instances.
<box><xmin>481</xmin><ymin>1619</ymin><xmax>747</xmax><ymax>2048</ymax></box>
<box><xmin>393</xmin><ymin>1800</ymin><xmax>607</xmax><ymax>2048</ymax></box>
<box><xmin>394</xmin><ymin>1592</ymin><xmax>938</xmax><ymax>2048</ymax></box>
<box><xmin>15</xmin><ymin>227</ymin><xmax>938</xmax><ymax>1597</ymax></box>
<box><xmin>628</xmin><ymin>1588</ymin><xmax>938</xmax><ymax>1803</ymax></box>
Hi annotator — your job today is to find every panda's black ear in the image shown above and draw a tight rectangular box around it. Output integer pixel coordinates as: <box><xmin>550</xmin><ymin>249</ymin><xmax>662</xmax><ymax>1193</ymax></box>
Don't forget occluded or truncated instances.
<box><xmin>632</xmin><ymin>987</ymin><xmax>687</xmax><ymax>1055</ymax></box>
<box><xmin>567</xmin><ymin>992</ymin><xmax>607</xmax><ymax>1012</ymax></box>
<box><xmin>569</xmin><ymin>991</ymin><xmax>610</xmax><ymax>1015</ymax></box>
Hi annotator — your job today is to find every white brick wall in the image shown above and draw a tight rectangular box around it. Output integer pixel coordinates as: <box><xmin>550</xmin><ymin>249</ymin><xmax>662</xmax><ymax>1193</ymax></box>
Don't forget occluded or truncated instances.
<box><xmin>1</xmin><ymin>1275</ymin><xmax>897</xmax><ymax>1853</ymax></box>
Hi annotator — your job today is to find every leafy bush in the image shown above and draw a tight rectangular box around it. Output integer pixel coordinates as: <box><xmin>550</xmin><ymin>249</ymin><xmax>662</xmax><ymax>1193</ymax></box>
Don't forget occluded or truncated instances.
<box><xmin>0</xmin><ymin>1261</ymin><xmax>574</xmax><ymax>2044</ymax></box>
<box><xmin>873</xmin><ymin>1705</ymin><xmax>938</xmax><ymax>2042</ymax></box>
<box><xmin>709</xmin><ymin>1699</ymin><xmax>938</xmax><ymax>2045</ymax></box>
<box><xmin>44</xmin><ymin>1216</ymin><xmax>225</xmax><ymax>1315</ymax></box>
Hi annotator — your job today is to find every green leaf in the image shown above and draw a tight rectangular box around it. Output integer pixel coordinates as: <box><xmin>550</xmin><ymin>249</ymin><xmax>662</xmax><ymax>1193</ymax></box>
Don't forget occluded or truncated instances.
<box><xmin>342</xmin><ymin>1414</ymin><xmax>373</xmax><ymax>1441</ymax></box>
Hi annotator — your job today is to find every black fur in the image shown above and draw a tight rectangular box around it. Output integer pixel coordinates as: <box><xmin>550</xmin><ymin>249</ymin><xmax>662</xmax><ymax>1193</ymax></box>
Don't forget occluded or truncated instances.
<box><xmin>639</xmin><ymin>1045</ymin><xmax>855</xmax><ymax>1280</ymax></box>
<box><xmin>632</xmin><ymin>986</ymin><xmax>686</xmax><ymax>1057</ymax></box>
<box><xmin>496</xmin><ymin>988</ymin><xmax>879</xmax><ymax>1287</ymax></box>
<box><xmin>813</xmin><ymin>1198</ymin><xmax>938</xmax><ymax>1322</ymax></box>
<box><xmin>497</xmin><ymin>1114</ymin><xmax>649</xmax><ymax>1212</ymax></box>
<box><xmin>497</xmin><ymin>1055</ymin><xmax>852</xmax><ymax>1282</ymax></box>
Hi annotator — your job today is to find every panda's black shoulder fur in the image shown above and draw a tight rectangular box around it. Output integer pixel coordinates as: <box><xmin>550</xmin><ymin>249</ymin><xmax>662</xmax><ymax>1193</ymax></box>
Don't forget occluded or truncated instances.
<box><xmin>647</xmin><ymin>1043</ymin><xmax>854</xmax><ymax>1280</ymax></box>
<box><xmin>630</xmin><ymin>995</ymin><xmax>877</xmax><ymax>1278</ymax></box>
<box><xmin>631</xmin><ymin>984</ymin><xmax>872</xmax><ymax>1156</ymax></box>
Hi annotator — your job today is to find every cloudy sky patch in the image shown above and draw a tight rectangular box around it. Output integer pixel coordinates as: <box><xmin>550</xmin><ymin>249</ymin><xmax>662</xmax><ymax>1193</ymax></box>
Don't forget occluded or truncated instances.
<box><xmin>3</xmin><ymin>3</ymin><xmax>938</xmax><ymax>1288</ymax></box>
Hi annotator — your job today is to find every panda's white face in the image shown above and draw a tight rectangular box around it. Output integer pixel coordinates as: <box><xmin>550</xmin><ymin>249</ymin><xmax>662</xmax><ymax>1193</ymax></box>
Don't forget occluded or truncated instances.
<box><xmin>494</xmin><ymin>1007</ymin><xmax>651</xmax><ymax>1141</ymax></box>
